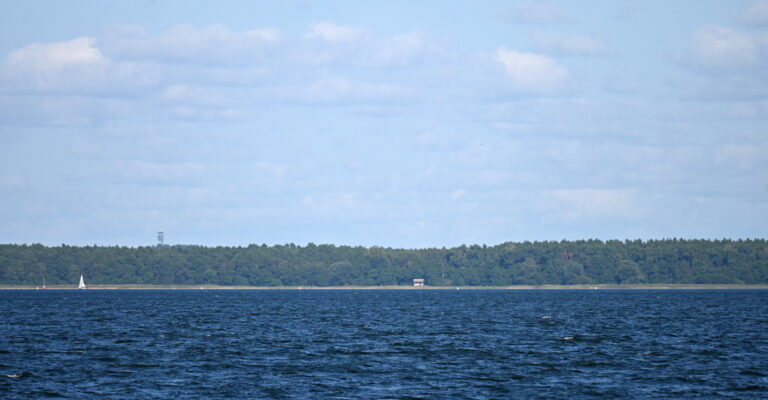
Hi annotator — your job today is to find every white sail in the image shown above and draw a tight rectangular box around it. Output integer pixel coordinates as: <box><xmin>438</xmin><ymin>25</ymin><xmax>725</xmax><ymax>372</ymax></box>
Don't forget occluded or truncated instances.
<box><xmin>78</xmin><ymin>275</ymin><xmax>87</xmax><ymax>289</ymax></box>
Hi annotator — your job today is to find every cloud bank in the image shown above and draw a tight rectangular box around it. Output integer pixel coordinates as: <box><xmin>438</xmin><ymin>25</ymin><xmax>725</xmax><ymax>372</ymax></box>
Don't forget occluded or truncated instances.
<box><xmin>2</xmin><ymin>3</ymin><xmax>767</xmax><ymax>247</ymax></box>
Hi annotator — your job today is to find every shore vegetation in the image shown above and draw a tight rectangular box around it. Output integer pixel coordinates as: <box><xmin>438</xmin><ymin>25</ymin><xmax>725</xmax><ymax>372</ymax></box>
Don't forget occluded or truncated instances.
<box><xmin>1</xmin><ymin>239</ymin><xmax>766</xmax><ymax>287</ymax></box>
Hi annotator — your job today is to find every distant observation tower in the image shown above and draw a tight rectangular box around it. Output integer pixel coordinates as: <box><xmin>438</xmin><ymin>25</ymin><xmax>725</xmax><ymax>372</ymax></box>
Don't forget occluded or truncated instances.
<box><xmin>157</xmin><ymin>230</ymin><xmax>164</xmax><ymax>247</ymax></box>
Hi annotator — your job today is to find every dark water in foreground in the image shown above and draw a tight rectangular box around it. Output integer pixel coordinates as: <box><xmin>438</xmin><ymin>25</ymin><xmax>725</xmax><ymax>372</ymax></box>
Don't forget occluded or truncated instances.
<box><xmin>1</xmin><ymin>290</ymin><xmax>767</xmax><ymax>399</ymax></box>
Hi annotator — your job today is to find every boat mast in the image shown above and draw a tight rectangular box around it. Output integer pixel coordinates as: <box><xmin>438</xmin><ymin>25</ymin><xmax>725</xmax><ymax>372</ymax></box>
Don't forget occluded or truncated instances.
<box><xmin>40</xmin><ymin>264</ymin><xmax>46</xmax><ymax>289</ymax></box>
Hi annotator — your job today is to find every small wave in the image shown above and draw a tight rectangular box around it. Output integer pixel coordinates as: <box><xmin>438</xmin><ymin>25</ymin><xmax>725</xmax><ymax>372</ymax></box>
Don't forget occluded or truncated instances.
<box><xmin>105</xmin><ymin>369</ymin><xmax>133</xmax><ymax>375</ymax></box>
<box><xmin>114</xmin><ymin>363</ymin><xmax>160</xmax><ymax>368</ymax></box>
<box><xmin>740</xmin><ymin>369</ymin><xmax>767</xmax><ymax>377</ymax></box>
<box><xmin>731</xmin><ymin>384</ymin><xmax>766</xmax><ymax>392</ymax></box>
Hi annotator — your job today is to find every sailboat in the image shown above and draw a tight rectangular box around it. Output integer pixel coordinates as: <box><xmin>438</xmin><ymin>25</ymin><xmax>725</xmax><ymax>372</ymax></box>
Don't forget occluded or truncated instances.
<box><xmin>78</xmin><ymin>275</ymin><xmax>87</xmax><ymax>290</ymax></box>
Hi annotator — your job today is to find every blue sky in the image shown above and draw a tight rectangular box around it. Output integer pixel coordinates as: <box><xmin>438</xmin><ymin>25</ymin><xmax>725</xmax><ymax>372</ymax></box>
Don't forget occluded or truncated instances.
<box><xmin>1</xmin><ymin>1</ymin><xmax>767</xmax><ymax>247</ymax></box>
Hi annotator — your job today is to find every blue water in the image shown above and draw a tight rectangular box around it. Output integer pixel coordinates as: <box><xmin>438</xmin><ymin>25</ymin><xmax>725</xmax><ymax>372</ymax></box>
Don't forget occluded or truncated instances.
<box><xmin>1</xmin><ymin>290</ymin><xmax>767</xmax><ymax>399</ymax></box>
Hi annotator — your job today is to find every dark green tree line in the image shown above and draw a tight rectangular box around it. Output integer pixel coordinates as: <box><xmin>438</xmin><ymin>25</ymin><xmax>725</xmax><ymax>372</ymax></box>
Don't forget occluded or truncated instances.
<box><xmin>0</xmin><ymin>239</ymin><xmax>766</xmax><ymax>286</ymax></box>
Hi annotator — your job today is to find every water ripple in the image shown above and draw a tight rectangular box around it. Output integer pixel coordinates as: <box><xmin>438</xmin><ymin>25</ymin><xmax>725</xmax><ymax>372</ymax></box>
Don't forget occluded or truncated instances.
<box><xmin>0</xmin><ymin>290</ymin><xmax>767</xmax><ymax>398</ymax></box>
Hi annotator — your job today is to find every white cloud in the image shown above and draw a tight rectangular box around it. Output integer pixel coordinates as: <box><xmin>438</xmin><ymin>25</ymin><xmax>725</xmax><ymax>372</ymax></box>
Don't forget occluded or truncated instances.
<box><xmin>253</xmin><ymin>162</ymin><xmax>287</xmax><ymax>181</ymax></box>
<box><xmin>682</xmin><ymin>25</ymin><xmax>768</xmax><ymax>72</ymax></box>
<box><xmin>531</xmin><ymin>30</ymin><xmax>607</xmax><ymax>56</ymax></box>
<box><xmin>305</xmin><ymin>21</ymin><xmax>367</xmax><ymax>43</ymax></box>
<box><xmin>97</xmin><ymin>24</ymin><xmax>280</xmax><ymax>65</ymax></box>
<box><xmin>111</xmin><ymin>160</ymin><xmax>208</xmax><ymax>186</ymax></box>
<box><xmin>7</xmin><ymin>37</ymin><xmax>105</xmax><ymax>68</ymax></box>
<box><xmin>672</xmin><ymin>74</ymin><xmax>768</xmax><ymax>101</ymax></box>
<box><xmin>741</xmin><ymin>1</ymin><xmax>768</xmax><ymax>27</ymax></box>
<box><xmin>714</xmin><ymin>143</ymin><xmax>767</xmax><ymax>171</ymax></box>
<box><xmin>0</xmin><ymin>174</ymin><xmax>26</xmax><ymax>191</ymax></box>
<box><xmin>158</xmin><ymin>84</ymin><xmax>258</xmax><ymax>109</ymax></box>
<box><xmin>495</xmin><ymin>47</ymin><xmax>570</xmax><ymax>93</ymax></box>
<box><xmin>1</xmin><ymin>22</ymin><xmax>443</xmax><ymax>124</ymax></box>
<box><xmin>300</xmin><ymin>23</ymin><xmax>441</xmax><ymax>68</ymax></box>
<box><xmin>0</xmin><ymin>94</ymin><xmax>140</xmax><ymax>125</ymax></box>
<box><xmin>2</xmin><ymin>37</ymin><xmax>116</xmax><ymax>93</ymax></box>
<box><xmin>1</xmin><ymin>35</ymin><xmax>169</xmax><ymax>96</ymax></box>
<box><xmin>725</xmin><ymin>100</ymin><xmax>768</xmax><ymax>118</ymax></box>
<box><xmin>548</xmin><ymin>188</ymin><xmax>641</xmax><ymax>221</ymax></box>
<box><xmin>301</xmin><ymin>192</ymin><xmax>360</xmax><ymax>218</ymax></box>
<box><xmin>302</xmin><ymin>76</ymin><xmax>410</xmax><ymax>103</ymax></box>
<box><xmin>371</xmin><ymin>31</ymin><xmax>441</xmax><ymax>66</ymax></box>
<box><xmin>675</xmin><ymin>24</ymin><xmax>768</xmax><ymax>99</ymax></box>
<box><xmin>413</xmin><ymin>130</ymin><xmax>466</xmax><ymax>151</ymax></box>
<box><xmin>505</xmin><ymin>1</ymin><xmax>570</xmax><ymax>24</ymax></box>
<box><xmin>245</xmin><ymin>28</ymin><xmax>281</xmax><ymax>42</ymax></box>
<box><xmin>451</xmin><ymin>189</ymin><xmax>467</xmax><ymax>199</ymax></box>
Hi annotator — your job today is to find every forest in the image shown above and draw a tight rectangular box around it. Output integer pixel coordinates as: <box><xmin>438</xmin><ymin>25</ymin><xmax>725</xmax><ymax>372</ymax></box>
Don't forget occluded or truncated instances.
<box><xmin>0</xmin><ymin>239</ymin><xmax>766</xmax><ymax>286</ymax></box>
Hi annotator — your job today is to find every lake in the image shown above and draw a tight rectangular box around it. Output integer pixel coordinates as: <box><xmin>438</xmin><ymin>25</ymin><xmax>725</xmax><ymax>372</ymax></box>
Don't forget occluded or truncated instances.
<box><xmin>1</xmin><ymin>290</ymin><xmax>767</xmax><ymax>398</ymax></box>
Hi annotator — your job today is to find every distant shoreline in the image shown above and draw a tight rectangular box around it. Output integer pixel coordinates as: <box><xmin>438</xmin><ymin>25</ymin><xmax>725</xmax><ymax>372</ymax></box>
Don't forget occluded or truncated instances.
<box><xmin>2</xmin><ymin>284</ymin><xmax>768</xmax><ymax>290</ymax></box>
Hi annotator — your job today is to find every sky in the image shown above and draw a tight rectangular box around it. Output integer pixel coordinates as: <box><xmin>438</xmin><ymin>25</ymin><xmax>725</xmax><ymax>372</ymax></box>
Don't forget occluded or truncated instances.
<box><xmin>1</xmin><ymin>0</ymin><xmax>767</xmax><ymax>248</ymax></box>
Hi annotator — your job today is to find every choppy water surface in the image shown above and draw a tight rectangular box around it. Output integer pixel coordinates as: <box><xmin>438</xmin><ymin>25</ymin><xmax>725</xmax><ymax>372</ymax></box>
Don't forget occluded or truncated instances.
<box><xmin>1</xmin><ymin>290</ymin><xmax>767</xmax><ymax>399</ymax></box>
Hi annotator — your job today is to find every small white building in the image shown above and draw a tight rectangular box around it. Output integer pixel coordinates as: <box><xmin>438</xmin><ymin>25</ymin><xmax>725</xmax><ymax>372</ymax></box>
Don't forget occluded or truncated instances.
<box><xmin>413</xmin><ymin>278</ymin><xmax>424</xmax><ymax>287</ymax></box>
